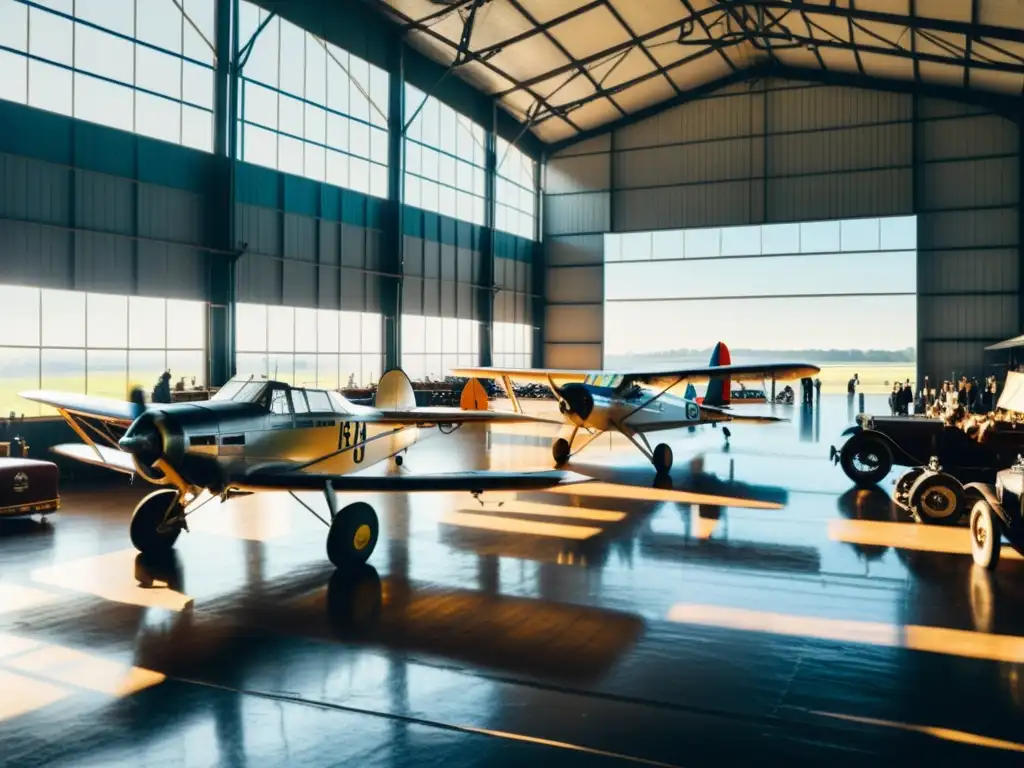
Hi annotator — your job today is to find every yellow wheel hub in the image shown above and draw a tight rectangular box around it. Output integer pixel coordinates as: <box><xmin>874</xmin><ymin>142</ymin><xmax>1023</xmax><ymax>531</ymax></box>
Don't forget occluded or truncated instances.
<box><xmin>353</xmin><ymin>523</ymin><xmax>372</xmax><ymax>551</ymax></box>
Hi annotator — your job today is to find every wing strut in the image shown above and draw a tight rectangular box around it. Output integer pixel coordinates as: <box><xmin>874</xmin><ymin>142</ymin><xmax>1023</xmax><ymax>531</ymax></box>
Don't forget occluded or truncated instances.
<box><xmin>500</xmin><ymin>374</ymin><xmax>522</xmax><ymax>414</ymax></box>
<box><xmin>59</xmin><ymin>408</ymin><xmax>104</xmax><ymax>462</ymax></box>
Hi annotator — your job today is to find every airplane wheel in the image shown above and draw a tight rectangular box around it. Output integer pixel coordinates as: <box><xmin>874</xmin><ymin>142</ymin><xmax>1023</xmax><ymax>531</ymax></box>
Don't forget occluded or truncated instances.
<box><xmin>394</xmin><ymin>454</ymin><xmax>404</xmax><ymax>467</ymax></box>
<box><xmin>653</xmin><ymin>443</ymin><xmax>673</xmax><ymax>474</ymax></box>
<box><xmin>327</xmin><ymin>502</ymin><xmax>379</xmax><ymax>569</ymax></box>
<box><xmin>970</xmin><ymin>500</ymin><xmax>1001</xmax><ymax>570</ymax></box>
<box><xmin>129</xmin><ymin>489</ymin><xmax>183</xmax><ymax>554</ymax></box>
<box><xmin>552</xmin><ymin>438</ymin><xmax>571</xmax><ymax>466</ymax></box>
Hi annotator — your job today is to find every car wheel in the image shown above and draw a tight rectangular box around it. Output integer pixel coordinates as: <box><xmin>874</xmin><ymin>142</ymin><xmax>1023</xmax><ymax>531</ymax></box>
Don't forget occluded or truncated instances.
<box><xmin>840</xmin><ymin>434</ymin><xmax>893</xmax><ymax>486</ymax></box>
<box><xmin>893</xmin><ymin>467</ymin><xmax>925</xmax><ymax>509</ymax></box>
<box><xmin>909</xmin><ymin>472</ymin><xmax>966</xmax><ymax>526</ymax></box>
<box><xmin>969</xmin><ymin>500</ymin><xmax>1001</xmax><ymax>570</ymax></box>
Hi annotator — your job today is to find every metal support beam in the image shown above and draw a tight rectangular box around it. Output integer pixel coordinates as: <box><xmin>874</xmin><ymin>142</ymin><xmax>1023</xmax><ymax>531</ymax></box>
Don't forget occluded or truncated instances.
<box><xmin>533</xmin><ymin>150</ymin><xmax>544</xmax><ymax>368</ymax></box>
<box><xmin>206</xmin><ymin>0</ymin><xmax>238</xmax><ymax>387</ymax></box>
<box><xmin>1018</xmin><ymin>116</ymin><xmax>1024</xmax><ymax>335</ymax></box>
<box><xmin>383</xmin><ymin>44</ymin><xmax>406</xmax><ymax>372</ymax></box>
<box><xmin>480</xmin><ymin>102</ymin><xmax>497</xmax><ymax>367</ymax></box>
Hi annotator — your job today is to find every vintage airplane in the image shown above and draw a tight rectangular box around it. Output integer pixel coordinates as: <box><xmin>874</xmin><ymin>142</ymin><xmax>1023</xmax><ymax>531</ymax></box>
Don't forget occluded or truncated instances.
<box><xmin>453</xmin><ymin>349</ymin><xmax>819</xmax><ymax>474</ymax></box>
<box><xmin>19</xmin><ymin>369</ymin><xmax>584</xmax><ymax>570</ymax></box>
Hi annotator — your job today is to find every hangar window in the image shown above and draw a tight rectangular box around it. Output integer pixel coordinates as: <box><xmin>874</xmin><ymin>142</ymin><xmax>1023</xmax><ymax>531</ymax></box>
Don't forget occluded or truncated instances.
<box><xmin>236</xmin><ymin>303</ymin><xmax>382</xmax><ymax>390</ymax></box>
<box><xmin>603</xmin><ymin>216</ymin><xmax>917</xmax><ymax>394</ymax></box>
<box><xmin>496</xmin><ymin>138</ymin><xmax>537</xmax><ymax>241</ymax></box>
<box><xmin>492</xmin><ymin>321</ymin><xmax>533</xmax><ymax>370</ymax></box>
<box><xmin>403</xmin><ymin>85</ymin><xmax>486</xmax><ymax>227</ymax></box>
<box><xmin>0</xmin><ymin>0</ymin><xmax>215</xmax><ymax>152</ymax></box>
<box><xmin>0</xmin><ymin>284</ymin><xmax>207</xmax><ymax>418</ymax></box>
<box><xmin>237</xmin><ymin>2</ymin><xmax>389</xmax><ymax>198</ymax></box>
<box><xmin>401</xmin><ymin>315</ymin><xmax>480</xmax><ymax>382</ymax></box>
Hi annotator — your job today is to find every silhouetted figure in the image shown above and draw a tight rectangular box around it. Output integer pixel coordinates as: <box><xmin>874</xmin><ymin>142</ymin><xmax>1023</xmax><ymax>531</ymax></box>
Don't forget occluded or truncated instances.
<box><xmin>814</xmin><ymin>377</ymin><xmax>821</xmax><ymax>402</ymax></box>
<box><xmin>847</xmin><ymin>374</ymin><xmax>859</xmax><ymax>395</ymax></box>
<box><xmin>152</xmin><ymin>371</ymin><xmax>172</xmax><ymax>404</ymax></box>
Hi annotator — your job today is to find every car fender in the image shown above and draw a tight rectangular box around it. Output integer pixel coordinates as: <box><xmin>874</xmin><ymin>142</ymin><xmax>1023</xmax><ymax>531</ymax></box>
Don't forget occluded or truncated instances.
<box><xmin>964</xmin><ymin>481</ymin><xmax>999</xmax><ymax>508</ymax></box>
<box><xmin>840</xmin><ymin>425</ymin><xmax>862</xmax><ymax>438</ymax></box>
<box><xmin>853</xmin><ymin>429</ymin><xmax>928</xmax><ymax>467</ymax></box>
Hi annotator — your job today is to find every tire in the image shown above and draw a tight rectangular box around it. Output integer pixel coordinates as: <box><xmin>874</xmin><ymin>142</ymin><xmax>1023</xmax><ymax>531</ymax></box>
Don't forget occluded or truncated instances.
<box><xmin>839</xmin><ymin>434</ymin><xmax>893</xmax><ymax>486</ymax></box>
<box><xmin>552</xmin><ymin>437</ymin><xmax>571</xmax><ymax>466</ymax></box>
<box><xmin>326</xmin><ymin>502</ymin><xmax>379</xmax><ymax>569</ymax></box>
<box><xmin>653</xmin><ymin>443</ymin><xmax>673</xmax><ymax>474</ymax></box>
<box><xmin>908</xmin><ymin>472</ymin><xmax>966</xmax><ymax>525</ymax></box>
<box><xmin>969</xmin><ymin>500</ymin><xmax>1001</xmax><ymax>570</ymax></box>
<box><xmin>129</xmin><ymin>489</ymin><xmax>183</xmax><ymax>554</ymax></box>
<box><xmin>893</xmin><ymin>468</ymin><xmax>925</xmax><ymax>509</ymax></box>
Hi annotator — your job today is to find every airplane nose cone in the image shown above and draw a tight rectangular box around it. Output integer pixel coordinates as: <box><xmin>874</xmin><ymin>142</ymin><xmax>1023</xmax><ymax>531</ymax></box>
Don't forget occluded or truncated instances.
<box><xmin>119</xmin><ymin>432</ymin><xmax>158</xmax><ymax>456</ymax></box>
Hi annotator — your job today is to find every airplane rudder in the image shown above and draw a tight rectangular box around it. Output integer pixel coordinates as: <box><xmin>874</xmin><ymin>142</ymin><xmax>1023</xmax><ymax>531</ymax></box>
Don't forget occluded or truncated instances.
<box><xmin>376</xmin><ymin>368</ymin><xmax>416</xmax><ymax>410</ymax></box>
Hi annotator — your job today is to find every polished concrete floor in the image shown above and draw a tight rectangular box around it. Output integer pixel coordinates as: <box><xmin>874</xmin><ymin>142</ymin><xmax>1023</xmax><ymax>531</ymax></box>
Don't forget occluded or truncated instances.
<box><xmin>2</xmin><ymin>394</ymin><xmax>1024</xmax><ymax>767</ymax></box>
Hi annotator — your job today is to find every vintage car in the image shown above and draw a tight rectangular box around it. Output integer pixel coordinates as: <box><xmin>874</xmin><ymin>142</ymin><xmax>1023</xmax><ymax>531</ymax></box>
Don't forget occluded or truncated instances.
<box><xmin>0</xmin><ymin>457</ymin><xmax>60</xmax><ymax>517</ymax></box>
<box><xmin>963</xmin><ymin>459</ymin><xmax>1024</xmax><ymax>569</ymax></box>
<box><xmin>873</xmin><ymin>372</ymin><xmax>1024</xmax><ymax>525</ymax></box>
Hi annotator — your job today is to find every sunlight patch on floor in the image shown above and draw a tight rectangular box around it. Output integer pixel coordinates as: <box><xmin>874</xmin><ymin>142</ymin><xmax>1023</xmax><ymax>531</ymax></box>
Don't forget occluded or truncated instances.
<box><xmin>668</xmin><ymin>603</ymin><xmax>1024</xmax><ymax>664</ymax></box>
<box><xmin>31</xmin><ymin>549</ymin><xmax>192</xmax><ymax>611</ymax></box>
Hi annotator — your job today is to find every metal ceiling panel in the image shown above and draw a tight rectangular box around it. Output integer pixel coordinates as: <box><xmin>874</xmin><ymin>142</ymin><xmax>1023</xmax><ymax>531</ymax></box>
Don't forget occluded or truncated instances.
<box><xmin>365</xmin><ymin>0</ymin><xmax>1024</xmax><ymax>144</ymax></box>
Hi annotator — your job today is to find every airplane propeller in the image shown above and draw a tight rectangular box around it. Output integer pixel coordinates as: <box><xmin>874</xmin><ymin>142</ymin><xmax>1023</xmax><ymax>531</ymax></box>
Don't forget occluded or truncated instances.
<box><xmin>555</xmin><ymin>382</ymin><xmax>594</xmax><ymax>422</ymax></box>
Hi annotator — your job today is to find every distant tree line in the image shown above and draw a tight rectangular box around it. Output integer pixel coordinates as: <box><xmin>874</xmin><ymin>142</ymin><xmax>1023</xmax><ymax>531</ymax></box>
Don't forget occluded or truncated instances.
<box><xmin>617</xmin><ymin>347</ymin><xmax>916</xmax><ymax>363</ymax></box>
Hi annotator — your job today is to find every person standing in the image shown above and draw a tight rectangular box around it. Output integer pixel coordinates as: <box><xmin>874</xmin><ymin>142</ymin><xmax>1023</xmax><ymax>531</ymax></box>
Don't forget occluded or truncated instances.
<box><xmin>814</xmin><ymin>377</ymin><xmax>821</xmax><ymax>402</ymax></box>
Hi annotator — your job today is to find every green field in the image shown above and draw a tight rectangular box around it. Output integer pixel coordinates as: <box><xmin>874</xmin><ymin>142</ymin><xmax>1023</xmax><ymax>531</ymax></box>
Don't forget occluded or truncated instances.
<box><xmin>812</xmin><ymin>363</ymin><xmax>918</xmax><ymax>394</ymax></box>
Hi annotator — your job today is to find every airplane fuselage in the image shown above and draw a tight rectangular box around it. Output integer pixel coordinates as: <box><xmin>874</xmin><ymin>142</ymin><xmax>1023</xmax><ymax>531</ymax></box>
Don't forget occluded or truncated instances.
<box><xmin>123</xmin><ymin>399</ymin><xmax>420</xmax><ymax>494</ymax></box>
<box><xmin>559</xmin><ymin>381</ymin><xmax>724</xmax><ymax>435</ymax></box>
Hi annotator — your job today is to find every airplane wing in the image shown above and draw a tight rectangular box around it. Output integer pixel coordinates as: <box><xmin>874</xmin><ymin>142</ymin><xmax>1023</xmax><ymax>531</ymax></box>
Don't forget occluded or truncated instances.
<box><xmin>452</xmin><ymin>363</ymin><xmax>820</xmax><ymax>390</ymax></box>
<box><xmin>19</xmin><ymin>390</ymin><xmax>147</xmax><ymax>425</ymax></box>
<box><xmin>234</xmin><ymin>468</ymin><xmax>586</xmax><ymax>494</ymax></box>
<box><xmin>359</xmin><ymin>407</ymin><xmax>562</xmax><ymax>425</ymax></box>
<box><xmin>51</xmin><ymin>443</ymin><xmax>137</xmax><ymax>475</ymax></box>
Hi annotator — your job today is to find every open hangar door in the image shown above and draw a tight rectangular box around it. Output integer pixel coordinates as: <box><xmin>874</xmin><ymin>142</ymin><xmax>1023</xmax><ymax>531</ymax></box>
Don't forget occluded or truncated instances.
<box><xmin>542</xmin><ymin>80</ymin><xmax>1021</xmax><ymax>388</ymax></box>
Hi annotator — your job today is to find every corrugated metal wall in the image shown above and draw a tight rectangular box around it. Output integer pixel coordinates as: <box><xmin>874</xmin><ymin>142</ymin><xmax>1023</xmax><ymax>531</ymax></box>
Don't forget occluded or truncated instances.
<box><xmin>542</xmin><ymin>135</ymin><xmax>611</xmax><ymax>369</ymax></box>
<box><xmin>0</xmin><ymin>151</ymin><xmax>208</xmax><ymax>299</ymax></box>
<box><xmin>916</xmin><ymin>99</ymin><xmax>1020</xmax><ymax>379</ymax></box>
<box><xmin>543</xmin><ymin>78</ymin><xmax>1021</xmax><ymax>379</ymax></box>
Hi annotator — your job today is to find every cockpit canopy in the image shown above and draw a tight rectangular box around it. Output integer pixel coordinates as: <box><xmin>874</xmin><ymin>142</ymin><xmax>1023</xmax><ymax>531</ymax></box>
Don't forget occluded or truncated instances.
<box><xmin>211</xmin><ymin>375</ymin><xmax>364</xmax><ymax>415</ymax></box>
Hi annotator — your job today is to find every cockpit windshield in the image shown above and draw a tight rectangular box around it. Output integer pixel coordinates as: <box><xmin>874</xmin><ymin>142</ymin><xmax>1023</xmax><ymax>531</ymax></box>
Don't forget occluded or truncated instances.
<box><xmin>211</xmin><ymin>376</ymin><xmax>269</xmax><ymax>403</ymax></box>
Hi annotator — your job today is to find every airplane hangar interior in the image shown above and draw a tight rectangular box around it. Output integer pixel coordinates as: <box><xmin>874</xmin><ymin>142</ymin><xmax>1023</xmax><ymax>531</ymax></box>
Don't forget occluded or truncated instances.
<box><xmin>1</xmin><ymin>0</ymin><xmax>1024</xmax><ymax>765</ymax></box>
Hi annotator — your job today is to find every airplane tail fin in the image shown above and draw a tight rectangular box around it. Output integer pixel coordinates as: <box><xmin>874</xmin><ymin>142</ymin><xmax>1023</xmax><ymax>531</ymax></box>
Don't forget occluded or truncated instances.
<box><xmin>376</xmin><ymin>368</ymin><xmax>416</xmax><ymax>411</ymax></box>
<box><xmin>703</xmin><ymin>341</ymin><xmax>731</xmax><ymax>407</ymax></box>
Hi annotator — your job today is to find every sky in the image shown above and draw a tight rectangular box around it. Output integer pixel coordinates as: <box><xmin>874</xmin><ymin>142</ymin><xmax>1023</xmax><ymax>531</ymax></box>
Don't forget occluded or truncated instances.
<box><xmin>604</xmin><ymin>216</ymin><xmax>917</xmax><ymax>357</ymax></box>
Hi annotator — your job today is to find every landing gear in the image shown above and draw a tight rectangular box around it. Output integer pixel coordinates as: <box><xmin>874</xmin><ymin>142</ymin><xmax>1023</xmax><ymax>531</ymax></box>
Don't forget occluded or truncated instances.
<box><xmin>326</xmin><ymin>501</ymin><xmax>379</xmax><ymax>569</ymax></box>
<box><xmin>653</xmin><ymin>443</ymin><xmax>673</xmax><ymax>474</ymax></box>
<box><xmin>552</xmin><ymin>437</ymin><xmax>571</xmax><ymax>466</ymax></box>
<box><xmin>394</xmin><ymin>454</ymin><xmax>404</xmax><ymax>467</ymax></box>
<box><xmin>129</xmin><ymin>489</ymin><xmax>184</xmax><ymax>554</ymax></box>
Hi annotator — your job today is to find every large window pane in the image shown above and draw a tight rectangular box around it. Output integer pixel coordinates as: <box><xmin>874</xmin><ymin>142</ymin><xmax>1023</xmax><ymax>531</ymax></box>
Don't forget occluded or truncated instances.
<box><xmin>295</xmin><ymin>308</ymin><xmax>317</xmax><ymax>353</ymax></box>
<box><xmin>167</xmin><ymin>350</ymin><xmax>205</xmax><ymax>389</ymax></box>
<box><xmin>87</xmin><ymin>293</ymin><xmax>128</xmax><ymax>348</ymax></box>
<box><xmin>129</xmin><ymin>350</ymin><xmax>166</xmax><ymax>391</ymax></box>
<box><xmin>42</xmin><ymin>289</ymin><xmax>85</xmax><ymax>347</ymax></box>
<box><xmin>236</xmin><ymin>352</ymin><xmax>268</xmax><ymax>380</ymax></box>
<box><xmin>130</xmin><ymin>296</ymin><xmax>167</xmax><ymax>349</ymax></box>
<box><xmin>236</xmin><ymin>303</ymin><xmax>268</xmax><ymax>352</ymax></box>
<box><xmin>42</xmin><ymin>348</ymin><xmax>85</xmax><ymax>395</ymax></box>
<box><xmin>294</xmin><ymin>353</ymin><xmax>316</xmax><ymax>387</ymax></box>
<box><xmin>87</xmin><ymin>349</ymin><xmax>127</xmax><ymax>400</ymax></box>
<box><xmin>167</xmin><ymin>299</ymin><xmax>206</xmax><ymax>350</ymax></box>
<box><xmin>0</xmin><ymin>348</ymin><xmax>40</xmax><ymax>419</ymax></box>
<box><xmin>317</xmin><ymin>353</ymin><xmax>339</xmax><ymax>389</ymax></box>
<box><xmin>267</xmin><ymin>306</ymin><xmax>295</xmax><ymax>352</ymax></box>
<box><xmin>0</xmin><ymin>286</ymin><xmax>40</xmax><ymax>346</ymax></box>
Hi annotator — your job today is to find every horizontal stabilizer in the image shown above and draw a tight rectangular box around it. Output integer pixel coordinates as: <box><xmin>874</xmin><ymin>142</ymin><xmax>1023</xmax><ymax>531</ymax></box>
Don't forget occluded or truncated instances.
<box><xmin>51</xmin><ymin>443</ymin><xmax>136</xmax><ymax>475</ymax></box>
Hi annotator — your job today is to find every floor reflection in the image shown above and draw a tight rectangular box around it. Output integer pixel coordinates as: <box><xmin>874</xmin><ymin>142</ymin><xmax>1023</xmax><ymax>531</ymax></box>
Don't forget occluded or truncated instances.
<box><xmin>3</xmin><ymin>394</ymin><xmax>1024</xmax><ymax>763</ymax></box>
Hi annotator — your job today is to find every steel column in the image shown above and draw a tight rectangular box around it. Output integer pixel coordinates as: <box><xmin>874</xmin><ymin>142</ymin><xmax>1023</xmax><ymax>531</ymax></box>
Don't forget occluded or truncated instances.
<box><xmin>383</xmin><ymin>43</ymin><xmax>405</xmax><ymax>372</ymax></box>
